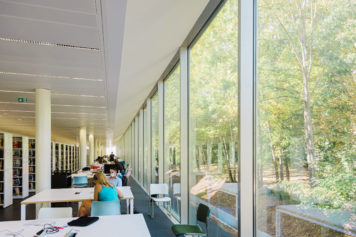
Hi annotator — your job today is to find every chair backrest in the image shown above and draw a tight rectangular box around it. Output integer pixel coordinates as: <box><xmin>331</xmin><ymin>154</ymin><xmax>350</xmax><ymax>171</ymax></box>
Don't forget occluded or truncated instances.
<box><xmin>196</xmin><ymin>203</ymin><xmax>210</xmax><ymax>224</ymax></box>
<box><xmin>173</xmin><ymin>183</ymin><xmax>180</xmax><ymax>195</ymax></box>
<box><xmin>150</xmin><ymin>183</ymin><xmax>169</xmax><ymax>196</ymax></box>
<box><xmin>91</xmin><ymin>200</ymin><xmax>121</xmax><ymax>216</ymax></box>
<box><xmin>38</xmin><ymin>207</ymin><xmax>72</xmax><ymax>219</ymax></box>
<box><xmin>125</xmin><ymin>169</ymin><xmax>132</xmax><ymax>179</ymax></box>
<box><xmin>73</xmin><ymin>176</ymin><xmax>88</xmax><ymax>185</ymax></box>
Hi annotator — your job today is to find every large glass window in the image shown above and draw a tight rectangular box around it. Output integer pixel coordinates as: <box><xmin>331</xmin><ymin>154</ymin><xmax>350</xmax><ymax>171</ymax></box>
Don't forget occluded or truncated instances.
<box><xmin>139</xmin><ymin>112</ymin><xmax>144</xmax><ymax>184</ymax></box>
<box><xmin>164</xmin><ymin>65</ymin><xmax>181</xmax><ymax>221</ymax></box>
<box><xmin>189</xmin><ymin>0</ymin><xmax>239</xmax><ymax>235</ymax></box>
<box><xmin>151</xmin><ymin>93</ymin><xmax>159</xmax><ymax>184</ymax></box>
<box><xmin>143</xmin><ymin>105</ymin><xmax>149</xmax><ymax>190</ymax></box>
<box><xmin>256</xmin><ymin>0</ymin><xmax>356</xmax><ymax>236</ymax></box>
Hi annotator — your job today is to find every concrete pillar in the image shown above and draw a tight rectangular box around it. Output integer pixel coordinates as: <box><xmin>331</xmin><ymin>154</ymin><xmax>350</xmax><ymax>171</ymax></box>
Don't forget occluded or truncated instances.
<box><xmin>94</xmin><ymin>139</ymin><xmax>98</xmax><ymax>160</ymax></box>
<box><xmin>80</xmin><ymin>128</ymin><xmax>87</xmax><ymax>168</ymax></box>
<box><xmin>89</xmin><ymin>134</ymin><xmax>94</xmax><ymax>165</ymax></box>
<box><xmin>35</xmin><ymin>89</ymin><xmax>51</xmax><ymax>193</ymax></box>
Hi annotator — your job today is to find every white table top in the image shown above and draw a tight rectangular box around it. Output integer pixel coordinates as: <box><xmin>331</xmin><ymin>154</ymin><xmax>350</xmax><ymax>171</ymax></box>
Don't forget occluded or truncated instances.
<box><xmin>0</xmin><ymin>214</ymin><xmax>150</xmax><ymax>237</ymax></box>
<box><xmin>71</xmin><ymin>172</ymin><xmax>94</xmax><ymax>179</ymax></box>
<box><xmin>21</xmin><ymin>187</ymin><xmax>134</xmax><ymax>204</ymax></box>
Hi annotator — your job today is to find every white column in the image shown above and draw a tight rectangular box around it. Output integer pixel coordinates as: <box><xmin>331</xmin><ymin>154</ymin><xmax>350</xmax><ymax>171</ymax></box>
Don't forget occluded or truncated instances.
<box><xmin>89</xmin><ymin>134</ymin><xmax>94</xmax><ymax>165</ymax></box>
<box><xmin>35</xmin><ymin>89</ymin><xmax>51</xmax><ymax>193</ymax></box>
<box><xmin>94</xmin><ymin>139</ymin><xmax>98</xmax><ymax>160</ymax></box>
<box><xmin>80</xmin><ymin>128</ymin><xmax>87</xmax><ymax>168</ymax></box>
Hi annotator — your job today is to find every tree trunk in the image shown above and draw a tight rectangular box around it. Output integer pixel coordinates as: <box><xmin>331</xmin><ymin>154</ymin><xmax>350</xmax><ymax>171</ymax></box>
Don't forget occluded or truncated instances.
<box><xmin>267</xmin><ymin>122</ymin><xmax>280</xmax><ymax>181</ymax></box>
<box><xmin>279</xmin><ymin>156</ymin><xmax>284</xmax><ymax>181</ymax></box>
<box><xmin>284</xmin><ymin>158</ymin><xmax>290</xmax><ymax>181</ymax></box>
<box><xmin>303</xmin><ymin>72</ymin><xmax>316</xmax><ymax>182</ymax></box>
<box><xmin>222</xmin><ymin>138</ymin><xmax>235</xmax><ymax>183</ymax></box>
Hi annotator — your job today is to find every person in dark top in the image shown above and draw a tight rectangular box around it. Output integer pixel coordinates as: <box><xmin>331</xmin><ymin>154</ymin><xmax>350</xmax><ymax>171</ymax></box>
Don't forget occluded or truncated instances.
<box><xmin>109</xmin><ymin>152</ymin><xmax>115</xmax><ymax>161</ymax></box>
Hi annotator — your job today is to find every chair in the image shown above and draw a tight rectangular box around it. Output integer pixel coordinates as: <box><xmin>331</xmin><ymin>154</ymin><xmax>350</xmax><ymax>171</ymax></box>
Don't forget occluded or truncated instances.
<box><xmin>72</xmin><ymin>176</ymin><xmax>88</xmax><ymax>188</ymax></box>
<box><xmin>149</xmin><ymin>183</ymin><xmax>171</xmax><ymax>218</ymax></box>
<box><xmin>173</xmin><ymin>183</ymin><xmax>181</xmax><ymax>214</ymax></box>
<box><xmin>171</xmin><ymin>203</ymin><xmax>210</xmax><ymax>237</ymax></box>
<box><xmin>91</xmin><ymin>200</ymin><xmax>121</xmax><ymax>216</ymax></box>
<box><xmin>38</xmin><ymin>207</ymin><xmax>73</xmax><ymax>219</ymax></box>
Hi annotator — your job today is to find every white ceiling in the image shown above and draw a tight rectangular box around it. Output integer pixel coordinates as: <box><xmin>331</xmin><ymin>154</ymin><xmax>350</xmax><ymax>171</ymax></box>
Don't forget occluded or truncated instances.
<box><xmin>114</xmin><ymin>0</ymin><xmax>209</xmax><ymax>138</ymax></box>
<box><xmin>0</xmin><ymin>0</ymin><xmax>209</xmax><ymax>145</ymax></box>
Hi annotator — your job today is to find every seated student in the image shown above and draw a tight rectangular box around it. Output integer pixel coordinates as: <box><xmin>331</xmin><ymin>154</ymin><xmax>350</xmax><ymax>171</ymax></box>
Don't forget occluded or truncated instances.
<box><xmin>78</xmin><ymin>172</ymin><xmax>123</xmax><ymax>217</ymax></box>
<box><xmin>108</xmin><ymin>167</ymin><xmax>122</xmax><ymax>187</ymax></box>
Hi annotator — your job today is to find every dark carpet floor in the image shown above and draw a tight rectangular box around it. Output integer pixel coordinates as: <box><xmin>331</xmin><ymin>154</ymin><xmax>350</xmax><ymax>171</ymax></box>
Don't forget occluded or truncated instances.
<box><xmin>0</xmin><ymin>178</ymin><xmax>174</xmax><ymax>237</ymax></box>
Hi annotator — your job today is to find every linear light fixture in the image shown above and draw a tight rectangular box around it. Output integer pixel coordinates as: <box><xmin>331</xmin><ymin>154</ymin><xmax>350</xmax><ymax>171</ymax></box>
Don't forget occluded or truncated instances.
<box><xmin>0</xmin><ymin>101</ymin><xmax>106</xmax><ymax>109</ymax></box>
<box><xmin>0</xmin><ymin>37</ymin><xmax>100</xmax><ymax>51</ymax></box>
<box><xmin>0</xmin><ymin>110</ymin><xmax>106</xmax><ymax>116</ymax></box>
<box><xmin>0</xmin><ymin>90</ymin><xmax>105</xmax><ymax>98</ymax></box>
<box><xmin>0</xmin><ymin>71</ymin><xmax>103</xmax><ymax>82</ymax></box>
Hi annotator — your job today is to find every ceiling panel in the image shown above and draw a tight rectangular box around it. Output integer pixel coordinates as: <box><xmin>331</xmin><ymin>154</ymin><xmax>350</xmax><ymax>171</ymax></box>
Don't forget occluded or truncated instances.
<box><xmin>114</xmin><ymin>0</ymin><xmax>209</xmax><ymax>137</ymax></box>
<box><xmin>7</xmin><ymin>0</ymin><xmax>97</xmax><ymax>14</ymax></box>
<box><xmin>0</xmin><ymin>1</ymin><xmax>97</xmax><ymax>27</ymax></box>
<box><xmin>0</xmin><ymin>41</ymin><xmax>103</xmax><ymax>69</ymax></box>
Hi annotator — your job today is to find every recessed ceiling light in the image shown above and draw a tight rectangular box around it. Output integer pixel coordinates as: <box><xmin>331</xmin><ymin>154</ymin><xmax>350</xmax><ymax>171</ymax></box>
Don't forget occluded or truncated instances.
<box><xmin>0</xmin><ymin>71</ymin><xmax>103</xmax><ymax>82</ymax></box>
<box><xmin>0</xmin><ymin>37</ymin><xmax>100</xmax><ymax>51</ymax></box>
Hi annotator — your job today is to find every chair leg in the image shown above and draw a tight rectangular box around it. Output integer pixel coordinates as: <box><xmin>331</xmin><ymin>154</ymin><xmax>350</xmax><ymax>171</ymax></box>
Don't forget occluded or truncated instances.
<box><xmin>151</xmin><ymin>201</ymin><xmax>155</xmax><ymax>218</ymax></box>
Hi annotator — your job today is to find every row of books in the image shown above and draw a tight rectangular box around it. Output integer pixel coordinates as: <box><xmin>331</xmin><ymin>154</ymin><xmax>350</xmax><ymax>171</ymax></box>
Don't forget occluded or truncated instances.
<box><xmin>29</xmin><ymin>182</ymin><xmax>36</xmax><ymax>190</ymax></box>
<box><xmin>13</xmin><ymin>159</ymin><xmax>22</xmax><ymax>167</ymax></box>
<box><xmin>29</xmin><ymin>143</ymin><xmax>35</xmax><ymax>149</ymax></box>
<box><xmin>13</xmin><ymin>187</ymin><xmax>22</xmax><ymax>196</ymax></box>
<box><xmin>29</xmin><ymin>174</ymin><xmax>35</xmax><ymax>181</ymax></box>
<box><xmin>13</xmin><ymin>150</ymin><xmax>22</xmax><ymax>157</ymax></box>
<box><xmin>29</xmin><ymin>150</ymin><xmax>35</xmax><ymax>156</ymax></box>
<box><xmin>13</xmin><ymin>178</ymin><xmax>22</xmax><ymax>186</ymax></box>
<box><xmin>29</xmin><ymin>167</ymin><xmax>35</xmax><ymax>173</ymax></box>
<box><xmin>13</xmin><ymin>141</ymin><xmax>22</xmax><ymax>148</ymax></box>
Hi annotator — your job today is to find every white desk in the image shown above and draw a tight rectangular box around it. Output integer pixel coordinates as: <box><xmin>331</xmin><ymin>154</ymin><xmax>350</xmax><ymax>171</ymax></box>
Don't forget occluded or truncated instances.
<box><xmin>0</xmin><ymin>214</ymin><xmax>150</xmax><ymax>237</ymax></box>
<box><xmin>21</xmin><ymin>187</ymin><xmax>134</xmax><ymax>220</ymax></box>
<box><xmin>71</xmin><ymin>172</ymin><xmax>94</xmax><ymax>179</ymax></box>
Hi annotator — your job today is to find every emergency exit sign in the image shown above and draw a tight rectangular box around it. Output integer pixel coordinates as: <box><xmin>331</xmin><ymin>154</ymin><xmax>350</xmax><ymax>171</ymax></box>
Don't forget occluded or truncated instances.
<box><xmin>18</xmin><ymin>98</ymin><xmax>27</xmax><ymax>103</ymax></box>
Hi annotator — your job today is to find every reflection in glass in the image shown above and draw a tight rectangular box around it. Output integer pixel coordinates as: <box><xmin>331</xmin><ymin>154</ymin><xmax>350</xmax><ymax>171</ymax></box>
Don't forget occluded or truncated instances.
<box><xmin>256</xmin><ymin>0</ymin><xmax>356</xmax><ymax>236</ymax></box>
<box><xmin>164</xmin><ymin>65</ymin><xmax>181</xmax><ymax>221</ymax></box>
<box><xmin>151</xmin><ymin>93</ymin><xmax>159</xmax><ymax>184</ymax></box>
<box><xmin>189</xmin><ymin>0</ymin><xmax>239</xmax><ymax>236</ymax></box>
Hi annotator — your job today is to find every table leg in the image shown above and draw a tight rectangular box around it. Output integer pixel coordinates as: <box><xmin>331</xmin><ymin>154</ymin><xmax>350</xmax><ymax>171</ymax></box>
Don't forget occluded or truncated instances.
<box><xmin>130</xmin><ymin>199</ymin><xmax>134</xmax><ymax>215</ymax></box>
<box><xmin>21</xmin><ymin>204</ymin><xmax>26</xmax><ymax>220</ymax></box>
<box><xmin>126</xmin><ymin>200</ymin><xmax>129</xmax><ymax>215</ymax></box>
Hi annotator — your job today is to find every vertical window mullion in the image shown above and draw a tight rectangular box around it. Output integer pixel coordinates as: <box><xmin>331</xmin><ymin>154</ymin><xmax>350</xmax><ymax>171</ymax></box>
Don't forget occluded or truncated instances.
<box><xmin>158</xmin><ymin>81</ymin><xmax>164</xmax><ymax>184</ymax></box>
<box><xmin>147</xmin><ymin>99</ymin><xmax>152</xmax><ymax>187</ymax></box>
<box><xmin>180</xmin><ymin>46</ymin><xmax>189</xmax><ymax>224</ymax></box>
<box><xmin>239</xmin><ymin>0</ymin><xmax>255</xmax><ymax>236</ymax></box>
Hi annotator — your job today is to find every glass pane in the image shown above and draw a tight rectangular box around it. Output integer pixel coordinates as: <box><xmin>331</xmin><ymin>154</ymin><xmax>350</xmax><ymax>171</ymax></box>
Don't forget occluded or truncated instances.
<box><xmin>144</xmin><ymin>106</ymin><xmax>149</xmax><ymax>190</ymax></box>
<box><xmin>256</xmin><ymin>0</ymin><xmax>356</xmax><ymax>236</ymax></box>
<box><xmin>164</xmin><ymin>65</ymin><xmax>181</xmax><ymax>221</ymax></box>
<box><xmin>151</xmin><ymin>93</ymin><xmax>159</xmax><ymax>184</ymax></box>
<box><xmin>139</xmin><ymin>113</ymin><xmax>143</xmax><ymax>184</ymax></box>
<box><xmin>189</xmin><ymin>0</ymin><xmax>239</xmax><ymax>235</ymax></box>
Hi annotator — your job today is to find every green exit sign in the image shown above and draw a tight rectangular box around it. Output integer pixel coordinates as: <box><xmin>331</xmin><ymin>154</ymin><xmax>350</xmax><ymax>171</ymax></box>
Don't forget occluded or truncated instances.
<box><xmin>18</xmin><ymin>98</ymin><xmax>28</xmax><ymax>103</ymax></box>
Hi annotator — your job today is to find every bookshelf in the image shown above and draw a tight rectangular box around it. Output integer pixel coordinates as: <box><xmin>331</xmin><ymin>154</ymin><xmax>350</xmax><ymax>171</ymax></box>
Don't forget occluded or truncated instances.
<box><xmin>60</xmin><ymin>144</ymin><xmax>64</xmax><ymax>171</ymax></box>
<box><xmin>0</xmin><ymin>132</ymin><xmax>13</xmax><ymax>207</ymax></box>
<box><xmin>12</xmin><ymin>136</ymin><xmax>29</xmax><ymax>199</ymax></box>
<box><xmin>65</xmin><ymin>145</ymin><xmax>69</xmax><ymax>171</ymax></box>
<box><xmin>28</xmin><ymin>139</ymin><xmax>35</xmax><ymax>192</ymax></box>
<box><xmin>55</xmin><ymin>143</ymin><xmax>59</xmax><ymax>171</ymax></box>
